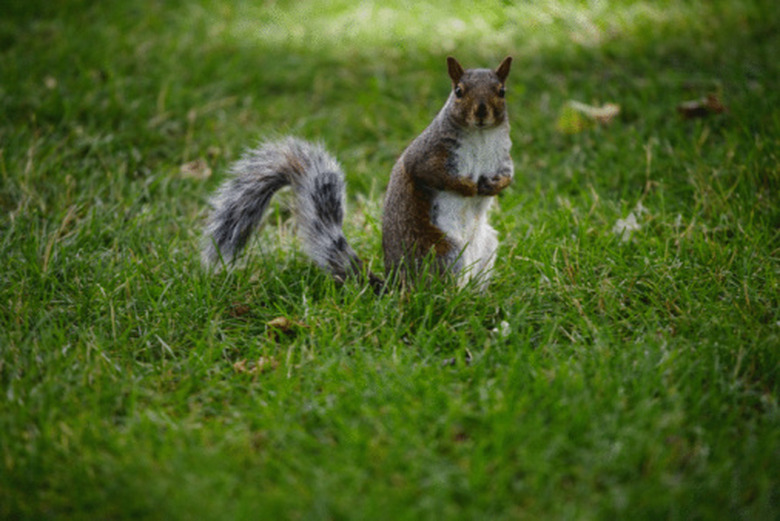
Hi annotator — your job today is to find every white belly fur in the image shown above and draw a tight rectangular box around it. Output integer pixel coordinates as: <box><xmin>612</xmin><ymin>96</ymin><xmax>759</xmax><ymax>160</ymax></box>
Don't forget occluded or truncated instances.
<box><xmin>432</xmin><ymin>126</ymin><xmax>511</xmax><ymax>286</ymax></box>
<box><xmin>434</xmin><ymin>193</ymin><xmax>498</xmax><ymax>285</ymax></box>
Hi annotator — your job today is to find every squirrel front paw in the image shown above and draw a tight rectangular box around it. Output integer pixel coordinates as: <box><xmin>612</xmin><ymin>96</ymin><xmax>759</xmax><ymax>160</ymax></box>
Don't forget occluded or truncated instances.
<box><xmin>477</xmin><ymin>175</ymin><xmax>512</xmax><ymax>196</ymax></box>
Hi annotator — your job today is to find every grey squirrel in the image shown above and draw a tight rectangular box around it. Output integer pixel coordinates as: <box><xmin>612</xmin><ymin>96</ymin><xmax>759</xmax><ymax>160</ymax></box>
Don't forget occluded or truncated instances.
<box><xmin>202</xmin><ymin>56</ymin><xmax>513</xmax><ymax>290</ymax></box>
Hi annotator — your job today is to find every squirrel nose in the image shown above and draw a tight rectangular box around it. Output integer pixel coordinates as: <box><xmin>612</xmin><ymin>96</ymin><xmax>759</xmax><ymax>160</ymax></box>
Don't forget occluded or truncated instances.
<box><xmin>476</xmin><ymin>102</ymin><xmax>488</xmax><ymax>121</ymax></box>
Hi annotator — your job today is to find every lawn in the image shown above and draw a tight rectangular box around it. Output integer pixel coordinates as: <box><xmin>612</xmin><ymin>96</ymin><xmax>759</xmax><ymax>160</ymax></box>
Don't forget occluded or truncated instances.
<box><xmin>1</xmin><ymin>0</ymin><xmax>778</xmax><ymax>519</ymax></box>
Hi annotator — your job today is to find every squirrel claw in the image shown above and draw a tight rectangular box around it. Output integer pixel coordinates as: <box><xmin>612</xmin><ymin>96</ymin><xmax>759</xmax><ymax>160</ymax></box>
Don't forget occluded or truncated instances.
<box><xmin>477</xmin><ymin>175</ymin><xmax>512</xmax><ymax>196</ymax></box>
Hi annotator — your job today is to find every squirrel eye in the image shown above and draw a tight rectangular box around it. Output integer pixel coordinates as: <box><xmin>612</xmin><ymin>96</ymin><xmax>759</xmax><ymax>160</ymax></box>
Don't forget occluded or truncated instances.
<box><xmin>454</xmin><ymin>85</ymin><xmax>463</xmax><ymax>98</ymax></box>
<box><xmin>498</xmin><ymin>86</ymin><xmax>506</xmax><ymax>98</ymax></box>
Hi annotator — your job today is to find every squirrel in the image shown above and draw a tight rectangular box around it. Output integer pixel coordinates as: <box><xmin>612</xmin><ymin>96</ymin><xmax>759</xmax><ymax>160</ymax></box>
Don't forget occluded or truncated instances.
<box><xmin>201</xmin><ymin>56</ymin><xmax>514</xmax><ymax>291</ymax></box>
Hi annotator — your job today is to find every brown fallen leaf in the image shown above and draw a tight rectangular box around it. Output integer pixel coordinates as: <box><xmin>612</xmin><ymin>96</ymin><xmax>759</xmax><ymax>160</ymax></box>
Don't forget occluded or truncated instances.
<box><xmin>677</xmin><ymin>93</ymin><xmax>727</xmax><ymax>119</ymax></box>
<box><xmin>233</xmin><ymin>357</ymin><xmax>279</xmax><ymax>375</ymax></box>
<box><xmin>266</xmin><ymin>316</ymin><xmax>306</xmax><ymax>339</ymax></box>
<box><xmin>556</xmin><ymin>100</ymin><xmax>621</xmax><ymax>134</ymax></box>
<box><xmin>569</xmin><ymin>100</ymin><xmax>621</xmax><ymax>123</ymax></box>
<box><xmin>229</xmin><ymin>302</ymin><xmax>251</xmax><ymax>318</ymax></box>
<box><xmin>179</xmin><ymin>158</ymin><xmax>212</xmax><ymax>179</ymax></box>
<box><xmin>267</xmin><ymin>316</ymin><xmax>294</xmax><ymax>332</ymax></box>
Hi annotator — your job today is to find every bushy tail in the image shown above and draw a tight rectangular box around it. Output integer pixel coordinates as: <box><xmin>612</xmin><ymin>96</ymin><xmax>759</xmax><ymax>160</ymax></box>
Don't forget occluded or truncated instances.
<box><xmin>202</xmin><ymin>137</ymin><xmax>378</xmax><ymax>285</ymax></box>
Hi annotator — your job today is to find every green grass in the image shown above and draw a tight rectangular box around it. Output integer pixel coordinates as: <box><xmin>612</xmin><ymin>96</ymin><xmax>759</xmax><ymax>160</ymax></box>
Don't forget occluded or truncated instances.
<box><xmin>1</xmin><ymin>0</ymin><xmax>778</xmax><ymax>519</ymax></box>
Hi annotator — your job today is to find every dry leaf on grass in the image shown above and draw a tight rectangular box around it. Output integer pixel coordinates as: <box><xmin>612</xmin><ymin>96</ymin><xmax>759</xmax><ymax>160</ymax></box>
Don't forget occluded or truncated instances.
<box><xmin>232</xmin><ymin>357</ymin><xmax>279</xmax><ymax>375</ymax></box>
<box><xmin>267</xmin><ymin>316</ymin><xmax>294</xmax><ymax>331</ymax></box>
<box><xmin>677</xmin><ymin>93</ymin><xmax>727</xmax><ymax>119</ymax></box>
<box><xmin>179</xmin><ymin>158</ymin><xmax>212</xmax><ymax>179</ymax></box>
<box><xmin>556</xmin><ymin>100</ymin><xmax>621</xmax><ymax>134</ymax></box>
<box><xmin>266</xmin><ymin>316</ymin><xmax>306</xmax><ymax>339</ymax></box>
<box><xmin>229</xmin><ymin>302</ymin><xmax>252</xmax><ymax>318</ymax></box>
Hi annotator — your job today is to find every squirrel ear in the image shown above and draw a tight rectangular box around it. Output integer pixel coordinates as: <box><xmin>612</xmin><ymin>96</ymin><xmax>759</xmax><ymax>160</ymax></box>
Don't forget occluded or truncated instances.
<box><xmin>495</xmin><ymin>56</ymin><xmax>512</xmax><ymax>82</ymax></box>
<box><xmin>447</xmin><ymin>56</ymin><xmax>465</xmax><ymax>84</ymax></box>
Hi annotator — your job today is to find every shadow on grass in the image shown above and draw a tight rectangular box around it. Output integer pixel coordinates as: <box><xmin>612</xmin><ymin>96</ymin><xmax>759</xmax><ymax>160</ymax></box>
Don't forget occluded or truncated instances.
<box><xmin>4</xmin><ymin>0</ymin><xmax>776</xmax><ymax>207</ymax></box>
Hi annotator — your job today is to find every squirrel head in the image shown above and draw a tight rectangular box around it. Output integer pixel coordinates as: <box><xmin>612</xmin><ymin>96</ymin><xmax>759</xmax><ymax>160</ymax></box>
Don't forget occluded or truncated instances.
<box><xmin>445</xmin><ymin>56</ymin><xmax>512</xmax><ymax>130</ymax></box>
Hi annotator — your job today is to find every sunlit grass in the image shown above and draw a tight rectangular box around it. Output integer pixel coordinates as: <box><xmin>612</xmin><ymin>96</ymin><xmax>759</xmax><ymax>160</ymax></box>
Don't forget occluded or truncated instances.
<box><xmin>218</xmin><ymin>0</ymin><xmax>749</xmax><ymax>57</ymax></box>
